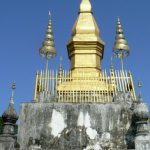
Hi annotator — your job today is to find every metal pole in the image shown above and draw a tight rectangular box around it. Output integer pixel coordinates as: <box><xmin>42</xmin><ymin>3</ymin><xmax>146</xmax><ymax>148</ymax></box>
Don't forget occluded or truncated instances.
<box><xmin>34</xmin><ymin>71</ymin><xmax>39</xmax><ymax>101</ymax></box>
<box><xmin>46</xmin><ymin>58</ymin><xmax>49</xmax><ymax>75</ymax></box>
<box><xmin>45</xmin><ymin>56</ymin><xmax>49</xmax><ymax>92</ymax></box>
<box><xmin>121</xmin><ymin>55</ymin><xmax>124</xmax><ymax>72</ymax></box>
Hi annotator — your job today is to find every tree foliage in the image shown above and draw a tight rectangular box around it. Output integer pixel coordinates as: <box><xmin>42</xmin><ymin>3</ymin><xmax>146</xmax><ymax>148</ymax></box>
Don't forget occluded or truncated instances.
<box><xmin>0</xmin><ymin>117</ymin><xmax>3</xmax><ymax>134</ymax></box>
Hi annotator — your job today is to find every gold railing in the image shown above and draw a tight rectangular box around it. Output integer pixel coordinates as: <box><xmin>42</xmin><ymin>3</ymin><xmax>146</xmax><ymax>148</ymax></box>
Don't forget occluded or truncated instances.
<box><xmin>33</xmin><ymin>70</ymin><xmax>136</xmax><ymax>103</ymax></box>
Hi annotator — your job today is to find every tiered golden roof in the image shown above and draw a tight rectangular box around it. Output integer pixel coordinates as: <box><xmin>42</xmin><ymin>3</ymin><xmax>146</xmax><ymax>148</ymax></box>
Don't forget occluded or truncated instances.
<box><xmin>113</xmin><ymin>18</ymin><xmax>130</xmax><ymax>57</ymax></box>
<box><xmin>40</xmin><ymin>12</ymin><xmax>56</xmax><ymax>59</ymax></box>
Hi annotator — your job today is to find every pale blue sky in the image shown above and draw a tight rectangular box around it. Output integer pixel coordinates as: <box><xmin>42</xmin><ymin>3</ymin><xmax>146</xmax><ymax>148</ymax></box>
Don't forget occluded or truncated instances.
<box><xmin>0</xmin><ymin>0</ymin><xmax>150</xmax><ymax>114</ymax></box>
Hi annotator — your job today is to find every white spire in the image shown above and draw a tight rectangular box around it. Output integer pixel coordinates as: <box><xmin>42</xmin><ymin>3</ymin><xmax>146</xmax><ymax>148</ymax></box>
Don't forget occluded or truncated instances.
<box><xmin>10</xmin><ymin>82</ymin><xmax>16</xmax><ymax>105</ymax></box>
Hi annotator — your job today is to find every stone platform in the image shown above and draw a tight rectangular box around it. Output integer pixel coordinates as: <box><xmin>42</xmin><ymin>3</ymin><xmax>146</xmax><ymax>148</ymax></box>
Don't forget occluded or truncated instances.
<box><xmin>17</xmin><ymin>93</ymin><xmax>140</xmax><ymax>150</ymax></box>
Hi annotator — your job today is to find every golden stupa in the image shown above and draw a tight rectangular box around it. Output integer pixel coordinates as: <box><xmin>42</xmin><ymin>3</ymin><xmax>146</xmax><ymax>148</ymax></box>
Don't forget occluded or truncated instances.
<box><xmin>34</xmin><ymin>0</ymin><xmax>136</xmax><ymax>103</ymax></box>
<box><xmin>56</xmin><ymin>0</ymin><xmax>113</xmax><ymax>102</ymax></box>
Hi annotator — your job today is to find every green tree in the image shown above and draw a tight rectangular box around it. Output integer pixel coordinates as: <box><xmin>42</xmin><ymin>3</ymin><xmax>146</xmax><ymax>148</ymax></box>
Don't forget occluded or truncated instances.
<box><xmin>0</xmin><ymin>117</ymin><xmax>3</xmax><ymax>134</ymax></box>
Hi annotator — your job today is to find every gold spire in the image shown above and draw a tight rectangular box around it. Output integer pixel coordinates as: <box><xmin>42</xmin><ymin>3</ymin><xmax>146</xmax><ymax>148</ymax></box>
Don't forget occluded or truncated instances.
<box><xmin>113</xmin><ymin>17</ymin><xmax>130</xmax><ymax>54</ymax></box>
<box><xmin>10</xmin><ymin>82</ymin><xmax>16</xmax><ymax>105</ymax></box>
<box><xmin>113</xmin><ymin>17</ymin><xmax>130</xmax><ymax>70</ymax></box>
<box><xmin>79</xmin><ymin>0</ymin><xmax>92</xmax><ymax>13</ymax></box>
<box><xmin>67</xmin><ymin>0</ymin><xmax>104</xmax><ymax>75</ymax></box>
<box><xmin>40</xmin><ymin>11</ymin><xmax>56</xmax><ymax>59</ymax></box>
<box><xmin>71</xmin><ymin>0</ymin><xmax>104</xmax><ymax>43</ymax></box>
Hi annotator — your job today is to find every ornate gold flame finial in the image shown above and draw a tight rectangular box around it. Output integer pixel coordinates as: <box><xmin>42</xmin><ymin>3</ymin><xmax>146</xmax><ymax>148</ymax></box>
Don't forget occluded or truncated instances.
<box><xmin>80</xmin><ymin>0</ymin><xmax>92</xmax><ymax>13</ymax></box>
<box><xmin>10</xmin><ymin>82</ymin><xmax>16</xmax><ymax>105</ymax></box>
<box><xmin>113</xmin><ymin>17</ymin><xmax>130</xmax><ymax>71</ymax></box>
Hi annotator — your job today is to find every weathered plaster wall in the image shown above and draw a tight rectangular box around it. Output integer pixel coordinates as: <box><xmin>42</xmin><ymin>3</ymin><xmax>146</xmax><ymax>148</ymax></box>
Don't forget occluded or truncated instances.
<box><xmin>18</xmin><ymin>94</ymin><xmax>135</xmax><ymax>150</ymax></box>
